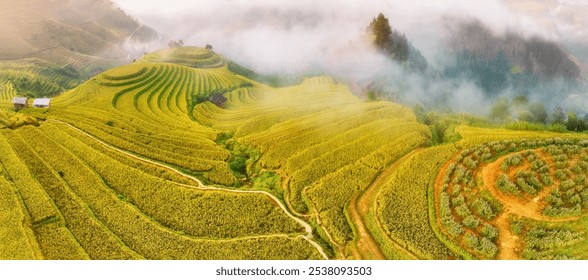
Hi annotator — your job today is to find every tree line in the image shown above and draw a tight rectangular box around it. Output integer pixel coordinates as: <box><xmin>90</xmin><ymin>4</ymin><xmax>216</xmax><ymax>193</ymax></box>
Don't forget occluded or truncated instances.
<box><xmin>490</xmin><ymin>95</ymin><xmax>587</xmax><ymax>131</ymax></box>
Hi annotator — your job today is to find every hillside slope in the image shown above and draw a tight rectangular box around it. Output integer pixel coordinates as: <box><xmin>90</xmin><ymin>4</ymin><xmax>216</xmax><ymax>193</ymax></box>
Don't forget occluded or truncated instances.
<box><xmin>0</xmin><ymin>47</ymin><xmax>431</xmax><ymax>259</ymax></box>
<box><xmin>446</xmin><ymin>21</ymin><xmax>583</xmax><ymax>84</ymax></box>
<box><xmin>4</xmin><ymin>47</ymin><xmax>588</xmax><ymax>260</ymax></box>
<box><xmin>0</xmin><ymin>0</ymin><xmax>155</xmax><ymax>62</ymax></box>
<box><xmin>0</xmin><ymin>0</ymin><xmax>157</xmax><ymax>98</ymax></box>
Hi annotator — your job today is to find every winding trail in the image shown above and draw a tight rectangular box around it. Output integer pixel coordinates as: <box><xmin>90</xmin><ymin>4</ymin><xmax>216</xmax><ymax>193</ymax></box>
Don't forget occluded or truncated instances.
<box><xmin>281</xmin><ymin>171</ymin><xmax>342</xmax><ymax>258</ymax></box>
<box><xmin>481</xmin><ymin>154</ymin><xmax>579</xmax><ymax>223</ymax></box>
<box><xmin>51</xmin><ymin>120</ymin><xmax>328</xmax><ymax>260</ymax></box>
<box><xmin>494</xmin><ymin>211</ymin><xmax>519</xmax><ymax>259</ymax></box>
<box><xmin>352</xmin><ymin>149</ymin><xmax>424</xmax><ymax>260</ymax></box>
<box><xmin>480</xmin><ymin>152</ymin><xmax>581</xmax><ymax>259</ymax></box>
<box><xmin>434</xmin><ymin>148</ymin><xmax>583</xmax><ymax>260</ymax></box>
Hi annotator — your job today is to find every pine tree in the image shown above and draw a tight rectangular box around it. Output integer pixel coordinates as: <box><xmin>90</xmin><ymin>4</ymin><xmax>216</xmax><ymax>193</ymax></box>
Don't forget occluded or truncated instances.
<box><xmin>371</xmin><ymin>13</ymin><xmax>393</xmax><ymax>52</ymax></box>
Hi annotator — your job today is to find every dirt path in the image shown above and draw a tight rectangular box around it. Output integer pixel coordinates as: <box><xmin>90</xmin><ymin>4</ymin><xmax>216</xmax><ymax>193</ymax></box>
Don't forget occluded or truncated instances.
<box><xmin>432</xmin><ymin>148</ymin><xmax>582</xmax><ymax>260</ymax></box>
<box><xmin>481</xmin><ymin>156</ymin><xmax>577</xmax><ymax>223</ymax></box>
<box><xmin>348</xmin><ymin>192</ymin><xmax>382</xmax><ymax>259</ymax></box>
<box><xmin>494</xmin><ymin>212</ymin><xmax>519</xmax><ymax>259</ymax></box>
<box><xmin>52</xmin><ymin>120</ymin><xmax>329</xmax><ymax>259</ymax></box>
<box><xmin>479</xmin><ymin>151</ymin><xmax>579</xmax><ymax>259</ymax></box>
<box><xmin>352</xmin><ymin>149</ymin><xmax>424</xmax><ymax>260</ymax></box>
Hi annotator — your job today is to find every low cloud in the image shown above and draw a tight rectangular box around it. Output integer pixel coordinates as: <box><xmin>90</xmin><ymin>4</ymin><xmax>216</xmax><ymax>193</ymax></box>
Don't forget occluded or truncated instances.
<box><xmin>111</xmin><ymin>0</ymin><xmax>587</xmax><ymax>114</ymax></box>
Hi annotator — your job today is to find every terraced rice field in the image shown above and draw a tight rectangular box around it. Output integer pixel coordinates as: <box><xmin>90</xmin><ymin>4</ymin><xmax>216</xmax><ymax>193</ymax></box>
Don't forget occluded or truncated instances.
<box><xmin>1</xmin><ymin>81</ymin><xmax>16</xmax><ymax>101</ymax></box>
<box><xmin>4</xmin><ymin>47</ymin><xmax>588</xmax><ymax>260</ymax></box>
<box><xmin>193</xmin><ymin>76</ymin><xmax>431</xmax><ymax>257</ymax></box>
<box><xmin>0</xmin><ymin>109</ymin><xmax>39</xmax><ymax>129</ymax></box>
<box><xmin>0</xmin><ymin>120</ymin><xmax>324</xmax><ymax>259</ymax></box>
<box><xmin>8</xmin><ymin>47</ymin><xmax>422</xmax><ymax>259</ymax></box>
<box><xmin>0</xmin><ymin>63</ymin><xmax>85</xmax><ymax>98</ymax></box>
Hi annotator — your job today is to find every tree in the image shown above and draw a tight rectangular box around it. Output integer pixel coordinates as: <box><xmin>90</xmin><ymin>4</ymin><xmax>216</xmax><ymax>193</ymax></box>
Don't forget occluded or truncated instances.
<box><xmin>512</xmin><ymin>95</ymin><xmax>528</xmax><ymax>108</ymax></box>
<box><xmin>168</xmin><ymin>40</ymin><xmax>184</xmax><ymax>48</ymax></box>
<box><xmin>371</xmin><ymin>13</ymin><xmax>392</xmax><ymax>52</ymax></box>
<box><xmin>489</xmin><ymin>97</ymin><xmax>511</xmax><ymax>122</ymax></box>
<box><xmin>368</xmin><ymin>13</ymin><xmax>411</xmax><ymax>62</ymax></box>
<box><xmin>551</xmin><ymin>106</ymin><xmax>565</xmax><ymax>124</ymax></box>
<box><xmin>566</xmin><ymin>112</ymin><xmax>586</xmax><ymax>132</ymax></box>
<box><xmin>517</xmin><ymin>111</ymin><xmax>534</xmax><ymax>122</ymax></box>
<box><xmin>528</xmin><ymin>102</ymin><xmax>548</xmax><ymax>124</ymax></box>
<box><xmin>390</xmin><ymin>31</ymin><xmax>409</xmax><ymax>62</ymax></box>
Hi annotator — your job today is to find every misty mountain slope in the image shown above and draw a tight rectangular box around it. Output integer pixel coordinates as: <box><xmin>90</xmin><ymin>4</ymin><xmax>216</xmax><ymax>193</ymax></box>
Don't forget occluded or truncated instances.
<box><xmin>0</xmin><ymin>0</ymin><xmax>157</xmax><ymax>98</ymax></box>
<box><xmin>314</xmin><ymin>14</ymin><xmax>430</xmax><ymax>100</ymax></box>
<box><xmin>368</xmin><ymin>13</ymin><xmax>428</xmax><ymax>72</ymax></box>
<box><xmin>447</xmin><ymin>20</ymin><xmax>583</xmax><ymax>81</ymax></box>
<box><xmin>0</xmin><ymin>0</ymin><xmax>156</xmax><ymax>62</ymax></box>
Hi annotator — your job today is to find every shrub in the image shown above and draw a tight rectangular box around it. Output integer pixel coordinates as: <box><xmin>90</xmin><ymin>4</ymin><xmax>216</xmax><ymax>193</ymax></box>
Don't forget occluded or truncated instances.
<box><xmin>480</xmin><ymin>224</ymin><xmax>498</xmax><ymax>241</ymax></box>
<box><xmin>476</xmin><ymin>237</ymin><xmax>498</xmax><ymax>259</ymax></box>
<box><xmin>496</xmin><ymin>173</ymin><xmax>519</xmax><ymax>194</ymax></box>
<box><xmin>462</xmin><ymin>215</ymin><xmax>481</xmax><ymax>229</ymax></box>
<box><xmin>463</xmin><ymin>232</ymin><xmax>479</xmax><ymax>249</ymax></box>
<box><xmin>472</xmin><ymin>198</ymin><xmax>496</xmax><ymax>220</ymax></box>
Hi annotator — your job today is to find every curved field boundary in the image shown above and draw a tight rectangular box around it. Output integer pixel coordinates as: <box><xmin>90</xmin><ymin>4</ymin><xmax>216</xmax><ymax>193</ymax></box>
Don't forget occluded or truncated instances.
<box><xmin>165</xmin><ymin>66</ymin><xmax>187</xmax><ymax>117</ymax></box>
<box><xmin>102</xmin><ymin>67</ymin><xmax>148</xmax><ymax>81</ymax></box>
<box><xmin>133</xmin><ymin>65</ymin><xmax>172</xmax><ymax>112</ymax></box>
<box><xmin>431</xmin><ymin>151</ymin><xmax>477</xmax><ymax>260</ymax></box>
<box><xmin>375</xmin><ymin>146</ymin><xmax>458</xmax><ymax>260</ymax></box>
<box><xmin>112</xmin><ymin>66</ymin><xmax>166</xmax><ymax>108</ymax></box>
<box><xmin>362</xmin><ymin>149</ymin><xmax>423</xmax><ymax>260</ymax></box>
<box><xmin>50</xmin><ymin>120</ymin><xmax>328</xmax><ymax>260</ymax></box>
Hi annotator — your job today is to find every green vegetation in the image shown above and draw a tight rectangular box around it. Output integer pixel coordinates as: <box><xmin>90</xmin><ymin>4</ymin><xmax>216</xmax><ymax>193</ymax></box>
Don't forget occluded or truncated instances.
<box><xmin>522</xmin><ymin>224</ymin><xmax>583</xmax><ymax>260</ymax></box>
<box><xmin>0</xmin><ymin>64</ymin><xmax>85</xmax><ymax>98</ymax></box>
<box><xmin>1</xmin><ymin>81</ymin><xmax>16</xmax><ymax>101</ymax></box>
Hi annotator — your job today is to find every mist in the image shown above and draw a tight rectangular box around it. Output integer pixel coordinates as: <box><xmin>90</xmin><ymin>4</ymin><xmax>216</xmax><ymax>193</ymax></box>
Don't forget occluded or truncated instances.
<box><xmin>112</xmin><ymin>0</ymin><xmax>588</xmax><ymax>115</ymax></box>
